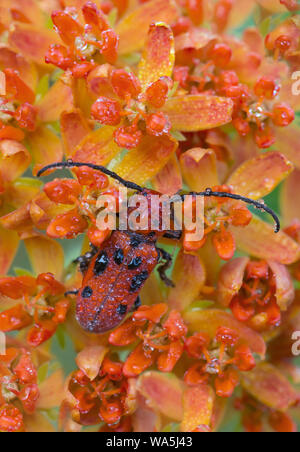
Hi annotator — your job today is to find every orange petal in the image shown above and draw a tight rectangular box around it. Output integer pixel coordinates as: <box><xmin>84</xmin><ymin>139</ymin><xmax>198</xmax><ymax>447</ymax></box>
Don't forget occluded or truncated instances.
<box><xmin>72</xmin><ymin>126</ymin><xmax>119</xmax><ymax>166</ymax></box>
<box><xmin>0</xmin><ymin>45</ymin><xmax>38</xmax><ymax>91</ymax></box>
<box><xmin>241</xmin><ymin>363</ymin><xmax>298</xmax><ymax>411</ymax></box>
<box><xmin>123</xmin><ymin>343</ymin><xmax>155</xmax><ymax>377</ymax></box>
<box><xmin>24</xmin><ymin>235</ymin><xmax>64</xmax><ymax>280</ymax></box>
<box><xmin>116</xmin><ymin>0</ymin><xmax>179</xmax><ymax>55</ymax></box>
<box><xmin>275</xmin><ymin>126</ymin><xmax>300</xmax><ymax>170</ymax></box>
<box><xmin>184</xmin><ymin>309</ymin><xmax>266</xmax><ymax>357</ymax></box>
<box><xmin>218</xmin><ymin>257</ymin><xmax>249</xmax><ymax>307</ymax></box>
<box><xmin>29</xmin><ymin>192</ymin><xmax>72</xmax><ymax>230</ymax></box>
<box><xmin>9</xmin><ymin>24</ymin><xmax>59</xmax><ymax>67</ymax></box>
<box><xmin>152</xmin><ymin>153</ymin><xmax>182</xmax><ymax>195</ymax></box>
<box><xmin>175</xmin><ymin>28</ymin><xmax>217</xmax><ymax>52</ymax></box>
<box><xmin>10</xmin><ymin>0</ymin><xmax>46</xmax><ymax>27</ymax></box>
<box><xmin>28</xmin><ymin>126</ymin><xmax>63</xmax><ymax>174</ymax></box>
<box><xmin>37</xmin><ymin>79</ymin><xmax>74</xmax><ymax>123</ymax></box>
<box><xmin>181</xmin><ymin>385</ymin><xmax>215</xmax><ymax>432</ymax></box>
<box><xmin>168</xmin><ymin>250</ymin><xmax>206</xmax><ymax>311</ymax></box>
<box><xmin>231</xmin><ymin>216</ymin><xmax>300</xmax><ymax>265</ymax></box>
<box><xmin>138</xmin><ymin>23</ymin><xmax>174</xmax><ymax>90</ymax></box>
<box><xmin>36</xmin><ymin>369</ymin><xmax>65</xmax><ymax>410</ymax></box>
<box><xmin>132</xmin><ymin>393</ymin><xmax>161</xmax><ymax>433</ymax></box>
<box><xmin>60</xmin><ymin>109</ymin><xmax>91</xmax><ymax>158</ymax></box>
<box><xmin>162</xmin><ymin>95</ymin><xmax>233</xmax><ymax>132</ymax></box>
<box><xmin>113</xmin><ymin>134</ymin><xmax>177</xmax><ymax>185</ymax></box>
<box><xmin>75</xmin><ymin>346</ymin><xmax>108</xmax><ymax>381</ymax></box>
<box><xmin>137</xmin><ymin>371</ymin><xmax>184</xmax><ymax>421</ymax></box>
<box><xmin>281</xmin><ymin>169</ymin><xmax>300</xmax><ymax>226</ymax></box>
<box><xmin>0</xmin><ymin>70</ymin><xmax>5</xmax><ymax>95</ymax></box>
<box><xmin>180</xmin><ymin>148</ymin><xmax>219</xmax><ymax>191</ymax></box>
<box><xmin>227</xmin><ymin>152</ymin><xmax>293</xmax><ymax>199</ymax></box>
<box><xmin>0</xmin><ymin>140</ymin><xmax>31</xmax><ymax>183</ymax></box>
<box><xmin>0</xmin><ymin>226</ymin><xmax>19</xmax><ymax>275</ymax></box>
<box><xmin>268</xmin><ymin>260</ymin><xmax>295</xmax><ymax>311</ymax></box>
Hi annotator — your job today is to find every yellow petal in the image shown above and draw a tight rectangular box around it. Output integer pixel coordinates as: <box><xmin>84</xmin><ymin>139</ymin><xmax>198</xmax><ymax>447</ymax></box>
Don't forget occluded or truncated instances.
<box><xmin>241</xmin><ymin>362</ymin><xmax>298</xmax><ymax>411</ymax></box>
<box><xmin>0</xmin><ymin>140</ymin><xmax>31</xmax><ymax>183</ymax></box>
<box><xmin>60</xmin><ymin>109</ymin><xmax>91</xmax><ymax>158</ymax></box>
<box><xmin>184</xmin><ymin>309</ymin><xmax>266</xmax><ymax>357</ymax></box>
<box><xmin>72</xmin><ymin>126</ymin><xmax>120</xmax><ymax>166</ymax></box>
<box><xmin>168</xmin><ymin>250</ymin><xmax>206</xmax><ymax>311</ymax></box>
<box><xmin>231</xmin><ymin>216</ymin><xmax>300</xmax><ymax>265</ymax></box>
<box><xmin>114</xmin><ymin>134</ymin><xmax>177</xmax><ymax>185</ymax></box>
<box><xmin>37</xmin><ymin>79</ymin><xmax>74</xmax><ymax>123</ymax></box>
<box><xmin>37</xmin><ymin>369</ymin><xmax>65</xmax><ymax>410</ymax></box>
<box><xmin>152</xmin><ymin>154</ymin><xmax>182</xmax><ymax>195</ymax></box>
<box><xmin>275</xmin><ymin>126</ymin><xmax>300</xmax><ymax>170</ymax></box>
<box><xmin>24</xmin><ymin>413</ymin><xmax>55</xmax><ymax>433</ymax></box>
<box><xmin>281</xmin><ymin>169</ymin><xmax>300</xmax><ymax>226</ymax></box>
<box><xmin>268</xmin><ymin>260</ymin><xmax>295</xmax><ymax>311</ymax></box>
<box><xmin>138</xmin><ymin>22</ymin><xmax>174</xmax><ymax>90</ymax></box>
<box><xmin>228</xmin><ymin>151</ymin><xmax>293</xmax><ymax>199</ymax></box>
<box><xmin>0</xmin><ymin>226</ymin><xmax>19</xmax><ymax>275</ymax></box>
<box><xmin>116</xmin><ymin>0</ymin><xmax>179</xmax><ymax>54</ymax></box>
<box><xmin>75</xmin><ymin>346</ymin><xmax>108</xmax><ymax>381</ymax></box>
<box><xmin>162</xmin><ymin>95</ymin><xmax>233</xmax><ymax>132</ymax></box>
<box><xmin>24</xmin><ymin>235</ymin><xmax>64</xmax><ymax>280</ymax></box>
<box><xmin>218</xmin><ymin>257</ymin><xmax>249</xmax><ymax>307</ymax></box>
<box><xmin>180</xmin><ymin>148</ymin><xmax>219</xmax><ymax>191</ymax></box>
<box><xmin>28</xmin><ymin>125</ymin><xmax>63</xmax><ymax>173</ymax></box>
<box><xmin>181</xmin><ymin>385</ymin><xmax>215</xmax><ymax>432</ymax></box>
<box><xmin>5</xmin><ymin>177</ymin><xmax>42</xmax><ymax>209</ymax></box>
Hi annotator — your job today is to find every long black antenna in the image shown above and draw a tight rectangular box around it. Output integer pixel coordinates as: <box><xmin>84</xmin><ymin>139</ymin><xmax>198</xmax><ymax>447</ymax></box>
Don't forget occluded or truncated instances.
<box><xmin>37</xmin><ymin>161</ymin><xmax>280</xmax><ymax>232</ymax></box>
<box><xmin>37</xmin><ymin>161</ymin><xmax>144</xmax><ymax>192</ymax></box>
<box><xmin>184</xmin><ymin>189</ymin><xmax>280</xmax><ymax>233</ymax></box>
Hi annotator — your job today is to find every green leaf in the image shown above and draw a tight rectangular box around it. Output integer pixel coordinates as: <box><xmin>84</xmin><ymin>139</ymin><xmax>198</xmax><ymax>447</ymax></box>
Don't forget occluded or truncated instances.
<box><xmin>187</xmin><ymin>300</ymin><xmax>215</xmax><ymax>311</ymax></box>
<box><xmin>108</xmin><ymin>8</ymin><xmax>118</xmax><ymax>27</ymax></box>
<box><xmin>170</xmin><ymin>130</ymin><xmax>186</xmax><ymax>141</ymax></box>
<box><xmin>38</xmin><ymin>362</ymin><xmax>49</xmax><ymax>384</ymax></box>
<box><xmin>13</xmin><ymin>267</ymin><xmax>35</xmax><ymax>277</ymax></box>
<box><xmin>55</xmin><ymin>325</ymin><xmax>66</xmax><ymax>350</ymax></box>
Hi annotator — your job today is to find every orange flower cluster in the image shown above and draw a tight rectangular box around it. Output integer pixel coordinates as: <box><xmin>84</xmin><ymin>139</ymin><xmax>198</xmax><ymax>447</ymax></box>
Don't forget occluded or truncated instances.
<box><xmin>0</xmin><ymin>0</ymin><xmax>299</xmax><ymax>433</ymax></box>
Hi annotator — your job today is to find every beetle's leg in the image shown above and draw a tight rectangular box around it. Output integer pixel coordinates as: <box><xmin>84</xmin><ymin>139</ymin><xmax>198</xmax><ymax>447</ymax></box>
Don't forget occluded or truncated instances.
<box><xmin>130</xmin><ymin>296</ymin><xmax>141</xmax><ymax>312</ymax></box>
<box><xmin>65</xmin><ymin>289</ymin><xmax>79</xmax><ymax>296</ymax></box>
<box><xmin>156</xmin><ymin>247</ymin><xmax>175</xmax><ymax>288</ymax></box>
<box><xmin>74</xmin><ymin>244</ymin><xmax>98</xmax><ymax>274</ymax></box>
<box><xmin>163</xmin><ymin>230</ymin><xmax>182</xmax><ymax>240</ymax></box>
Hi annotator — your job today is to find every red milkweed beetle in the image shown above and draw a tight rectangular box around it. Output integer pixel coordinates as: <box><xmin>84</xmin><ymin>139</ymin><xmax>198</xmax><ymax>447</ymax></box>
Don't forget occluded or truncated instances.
<box><xmin>38</xmin><ymin>160</ymin><xmax>280</xmax><ymax>334</ymax></box>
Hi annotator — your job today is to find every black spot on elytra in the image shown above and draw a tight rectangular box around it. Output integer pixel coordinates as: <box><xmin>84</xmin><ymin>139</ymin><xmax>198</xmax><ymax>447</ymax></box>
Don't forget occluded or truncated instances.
<box><xmin>117</xmin><ymin>304</ymin><xmax>127</xmax><ymax>316</ymax></box>
<box><xmin>134</xmin><ymin>296</ymin><xmax>141</xmax><ymax>310</ymax></box>
<box><xmin>82</xmin><ymin>286</ymin><xmax>93</xmax><ymax>298</ymax></box>
<box><xmin>94</xmin><ymin>251</ymin><xmax>109</xmax><ymax>275</ymax></box>
<box><xmin>114</xmin><ymin>248</ymin><xmax>124</xmax><ymax>265</ymax></box>
<box><xmin>128</xmin><ymin>256</ymin><xmax>142</xmax><ymax>270</ymax></box>
<box><xmin>130</xmin><ymin>234</ymin><xmax>143</xmax><ymax>248</ymax></box>
<box><xmin>129</xmin><ymin>271</ymin><xmax>149</xmax><ymax>292</ymax></box>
